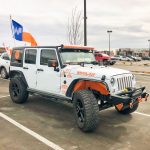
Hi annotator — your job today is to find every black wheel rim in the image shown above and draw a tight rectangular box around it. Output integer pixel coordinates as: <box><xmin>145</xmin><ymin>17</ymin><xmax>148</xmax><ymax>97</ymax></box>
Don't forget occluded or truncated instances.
<box><xmin>76</xmin><ymin>99</ymin><xmax>85</xmax><ymax>123</ymax></box>
<box><xmin>11</xmin><ymin>83</ymin><xmax>20</xmax><ymax>97</ymax></box>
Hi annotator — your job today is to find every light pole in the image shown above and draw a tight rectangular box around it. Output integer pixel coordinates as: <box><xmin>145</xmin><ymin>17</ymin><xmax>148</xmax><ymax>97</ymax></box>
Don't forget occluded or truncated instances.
<box><xmin>148</xmin><ymin>40</ymin><xmax>150</xmax><ymax>57</ymax></box>
<box><xmin>107</xmin><ymin>30</ymin><xmax>112</xmax><ymax>56</ymax></box>
<box><xmin>84</xmin><ymin>0</ymin><xmax>87</xmax><ymax>46</ymax></box>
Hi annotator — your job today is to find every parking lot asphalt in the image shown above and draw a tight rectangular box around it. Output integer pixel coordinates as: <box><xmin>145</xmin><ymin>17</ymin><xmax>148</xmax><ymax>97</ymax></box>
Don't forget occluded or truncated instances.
<box><xmin>114</xmin><ymin>61</ymin><xmax>150</xmax><ymax>74</ymax></box>
<box><xmin>0</xmin><ymin>74</ymin><xmax>150</xmax><ymax>150</ymax></box>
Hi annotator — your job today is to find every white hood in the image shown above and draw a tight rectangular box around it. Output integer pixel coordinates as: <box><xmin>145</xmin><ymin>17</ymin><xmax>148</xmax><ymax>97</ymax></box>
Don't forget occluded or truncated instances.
<box><xmin>63</xmin><ymin>65</ymin><xmax>131</xmax><ymax>79</ymax></box>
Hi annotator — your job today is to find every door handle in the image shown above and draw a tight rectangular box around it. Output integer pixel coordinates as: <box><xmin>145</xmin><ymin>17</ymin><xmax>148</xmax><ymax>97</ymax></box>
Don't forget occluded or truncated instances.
<box><xmin>23</xmin><ymin>67</ymin><xmax>28</xmax><ymax>70</ymax></box>
<box><xmin>37</xmin><ymin>68</ymin><xmax>44</xmax><ymax>72</ymax></box>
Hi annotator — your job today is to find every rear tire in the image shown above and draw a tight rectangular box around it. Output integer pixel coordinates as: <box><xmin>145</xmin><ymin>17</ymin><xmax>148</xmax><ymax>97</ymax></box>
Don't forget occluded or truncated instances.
<box><xmin>9</xmin><ymin>77</ymin><xmax>29</xmax><ymax>104</ymax></box>
<box><xmin>115</xmin><ymin>103</ymin><xmax>139</xmax><ymax>114</ymax></box>
<box><xmin>1</xmin><ymin>68</ymin><xmax>8</xmax><ymax>79</ymax></box>
<box><xmin>73</xmin><ymin>90</ymin><xmax>99</xmax><ymax>132</ymax></box>
<box><xmin>103</xmin><ymin>60</ymin><xmax>108</xmax><ymax>65</ymax></box>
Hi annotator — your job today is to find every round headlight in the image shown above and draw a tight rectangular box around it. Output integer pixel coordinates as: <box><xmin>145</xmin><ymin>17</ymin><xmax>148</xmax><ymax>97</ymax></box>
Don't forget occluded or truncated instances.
<box><xmin>110</xmin><ymin>77</ymin><xmax>115</xmax><ymax>85</ymax></box>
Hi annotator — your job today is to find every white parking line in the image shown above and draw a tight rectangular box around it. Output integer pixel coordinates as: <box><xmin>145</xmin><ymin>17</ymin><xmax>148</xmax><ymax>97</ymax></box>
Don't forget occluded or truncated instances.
<box><xmin>0</xmin><ymin>95</ymin><xmax>10</xmax><ymax>99</ymax></box>
<box><xmin>0</xmin><ymin>112</ymin><xmax>64</xmax><ymax>150</ymax></box>
<box><xmin>134</xmin><ymin>111</ymin><xmax>150</xmax><ymax>117</ymax></box>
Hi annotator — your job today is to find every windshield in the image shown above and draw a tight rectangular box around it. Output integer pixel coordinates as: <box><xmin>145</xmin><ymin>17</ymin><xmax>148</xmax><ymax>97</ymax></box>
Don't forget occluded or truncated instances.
<box><xmin>60</xmin><ymin>50</ymin><xmax>96</xmax><ymax>64</ymax></box>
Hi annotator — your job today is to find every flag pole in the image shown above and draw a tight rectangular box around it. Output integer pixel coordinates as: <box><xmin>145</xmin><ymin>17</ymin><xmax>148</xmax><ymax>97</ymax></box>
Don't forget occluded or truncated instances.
<box><xmin>10</xmin><ymin>15</ymin><xmax>16</xmax><ymax>46</ymax></box>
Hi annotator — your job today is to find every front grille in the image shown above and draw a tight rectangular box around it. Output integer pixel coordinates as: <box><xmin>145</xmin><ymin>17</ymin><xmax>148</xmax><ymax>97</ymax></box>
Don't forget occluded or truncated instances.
<box><xmin>117</xmin><ymin>76</ymin><xmax>132</xmax><ymax>91</ymax></box>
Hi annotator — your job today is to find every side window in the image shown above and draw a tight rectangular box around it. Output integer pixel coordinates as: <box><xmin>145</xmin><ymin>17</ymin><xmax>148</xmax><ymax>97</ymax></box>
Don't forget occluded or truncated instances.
<box><xmin>40</xmin><ymin>49</ymin><xmax>57</xmax><ymax>66</ymax></box>
<box><xmin>25</xmin><ymin>49</ymin><xmax>37</xmax><ymax>64</ymax></box>
<box><xmin>11</xmin><ymin>49</ymin><xmax>23</xmax><ymax>67</ymax></box>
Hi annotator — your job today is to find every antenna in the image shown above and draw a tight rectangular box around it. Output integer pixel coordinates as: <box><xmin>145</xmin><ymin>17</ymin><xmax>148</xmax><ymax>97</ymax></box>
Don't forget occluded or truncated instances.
<box><xmin>10</xmin><ymin>15</ymin><xmax>16</xmax><ymax>47</ymax></box>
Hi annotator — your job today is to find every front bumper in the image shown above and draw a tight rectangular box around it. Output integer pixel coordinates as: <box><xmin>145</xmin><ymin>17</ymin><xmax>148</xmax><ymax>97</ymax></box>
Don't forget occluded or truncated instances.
<box><xmin>110</xmin><ymin>87</ymin><xmax>149</xmax><ymax>106</ymax></box>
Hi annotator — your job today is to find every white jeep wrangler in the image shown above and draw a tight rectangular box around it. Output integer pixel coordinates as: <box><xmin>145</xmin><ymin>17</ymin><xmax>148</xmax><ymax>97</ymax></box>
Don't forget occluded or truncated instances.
<box><xmin>9</xmin><ymin>45</ymin><xmax>149</xmax><ymax>132</ymax></box>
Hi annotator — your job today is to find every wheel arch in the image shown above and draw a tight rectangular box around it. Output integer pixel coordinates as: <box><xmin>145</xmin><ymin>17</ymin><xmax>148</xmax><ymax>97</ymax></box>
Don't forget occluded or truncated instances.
<box><xmin>66</xmin><ymin>78</ymin><xmax>110</xmax><ymax>98</ymax></box>
<box><xmin>0</xmin><ymin>66</ymin><xmax>6</xmax><ymax>72</ymax></box>
<box><xmin>9</xmin><ymin>70</ymin><xmax>28</xmax><ymax>87</ymax></box>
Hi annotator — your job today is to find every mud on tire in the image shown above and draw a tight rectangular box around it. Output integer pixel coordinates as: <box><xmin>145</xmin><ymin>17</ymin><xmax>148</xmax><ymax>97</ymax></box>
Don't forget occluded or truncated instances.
<box><xmin>9</xmin><ymin>77</ymin><xmax>29</xmax><ymax>104</ymax></box>
<box><xmin>73</xmin><ymin>90</ymin><xmax>99</xmax><ymax>132</ymax></box>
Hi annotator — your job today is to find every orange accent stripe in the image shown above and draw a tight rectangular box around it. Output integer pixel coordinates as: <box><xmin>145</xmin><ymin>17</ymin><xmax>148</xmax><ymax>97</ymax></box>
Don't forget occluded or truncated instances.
<box><xmin>63</xmin><ymin>45</ymin><xmax>95</xmax><ymax>50</ymax></box>
<box><xmin>22</xmin><ymin>32</ymin><xmax>37</xmax><ymax>46</ymax></box>
<box><xmin>73</xmin><ymin>81</ymin><xmax>109</xmax><ymax>95</ymax></box>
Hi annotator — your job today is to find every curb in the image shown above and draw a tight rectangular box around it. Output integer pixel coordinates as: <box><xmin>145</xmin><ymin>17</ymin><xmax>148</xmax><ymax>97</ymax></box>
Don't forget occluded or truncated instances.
<box><xmin>132</xmin><ymin>71</ymin><xmax>150</xmax><ymax>74</ymax></box>
<box><xmin>132</xmin><ymin>72</ymin><xmax>150</xmax><ymax>76</ymax></box>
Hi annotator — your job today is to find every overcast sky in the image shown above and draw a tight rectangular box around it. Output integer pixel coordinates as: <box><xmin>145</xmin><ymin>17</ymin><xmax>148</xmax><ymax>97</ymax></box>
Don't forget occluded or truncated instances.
<box><xmin>1</xmin><ymin>0</ymin><xmax>150</xmax><ymax>49</ymax></box>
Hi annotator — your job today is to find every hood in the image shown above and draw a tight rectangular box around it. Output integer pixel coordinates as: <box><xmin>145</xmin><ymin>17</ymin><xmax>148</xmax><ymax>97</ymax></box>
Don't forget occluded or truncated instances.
<box><xmin>63</xmin><ymin>64</ymin><xmax>131</xmax><ymax>79</ymax></box>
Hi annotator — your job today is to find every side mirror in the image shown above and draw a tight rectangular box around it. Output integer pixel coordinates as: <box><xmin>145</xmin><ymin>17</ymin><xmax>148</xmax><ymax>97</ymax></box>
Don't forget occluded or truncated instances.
<box><xmin>48</xmin><ymin>60</ymin><xmax>58</xmax><ymax>68</ymax></box>
<box><xmin>48</xmin><ymin>60</ymin><xmax>59</xmax><ymax>72</ymax></box>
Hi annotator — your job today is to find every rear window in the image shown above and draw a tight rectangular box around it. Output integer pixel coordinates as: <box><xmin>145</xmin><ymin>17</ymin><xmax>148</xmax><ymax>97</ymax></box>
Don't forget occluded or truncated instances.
<box><xmin>25</xmin><ymin>49</ymin><xmax>37</xmax><ymax>64</ymax></box>
<box><xmin>11</xmin><ymin>49</ymin><xmax>24</xmax><ymax>67</ymax></box>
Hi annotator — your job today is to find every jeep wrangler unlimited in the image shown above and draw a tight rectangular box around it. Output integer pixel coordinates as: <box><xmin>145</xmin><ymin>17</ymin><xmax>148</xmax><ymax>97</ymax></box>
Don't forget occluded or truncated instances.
<box><xmin>9</xmin><ymin>45</ymin><xmax>149</xmax><ymax>132</ymax></box>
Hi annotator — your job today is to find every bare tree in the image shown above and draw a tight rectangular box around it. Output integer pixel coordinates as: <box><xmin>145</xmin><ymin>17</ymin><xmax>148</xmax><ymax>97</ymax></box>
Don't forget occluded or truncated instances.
<box><xmin>67</xmin><ymin>7</ymin><xmax>83</xmax><ymax>45</ymax></box>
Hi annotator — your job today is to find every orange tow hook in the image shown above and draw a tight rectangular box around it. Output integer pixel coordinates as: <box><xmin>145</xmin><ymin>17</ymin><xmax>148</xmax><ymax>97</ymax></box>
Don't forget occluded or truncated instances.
<box><xmin>137</xmin><ymin>96</ymin><xmax>142</xmax><ymax>103</ymax></box>
<box><xmin>116</xmin><ymin>103</ymin><xmax>123</xmax><ymax>111</ymax></box>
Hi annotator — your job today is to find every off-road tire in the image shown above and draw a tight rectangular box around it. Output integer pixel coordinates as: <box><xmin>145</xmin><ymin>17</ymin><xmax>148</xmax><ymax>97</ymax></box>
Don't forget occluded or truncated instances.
<box><xmin>9</xmin><ymin>77</ymin><xmax>29</xmax><ymax>104</ymax></box>
<box><xmin>73</xmin><ymin>90</ymin><xmax>99</xmax><ymax>132</ymax></box>
<box><xmin>115</xmin><ymin>103</ymin><xmax>139</xmax><ymax>114</ymax></box>
<box><xmin>103</xmin><ymin>60</ymin><xmax>108</xmax><ymax>65</ymax></box>
<box><xmin>1</xmin><ymin>68</ymin><xmax>8</xmax><ymax>79</ymax></box>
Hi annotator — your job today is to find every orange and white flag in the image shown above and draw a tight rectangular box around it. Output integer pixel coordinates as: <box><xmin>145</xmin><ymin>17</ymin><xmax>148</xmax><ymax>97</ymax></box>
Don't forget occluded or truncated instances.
<box><xmin>11</xmin><ymin>19</ymin><xmax>38</xmax><ymax>46</ymax></box>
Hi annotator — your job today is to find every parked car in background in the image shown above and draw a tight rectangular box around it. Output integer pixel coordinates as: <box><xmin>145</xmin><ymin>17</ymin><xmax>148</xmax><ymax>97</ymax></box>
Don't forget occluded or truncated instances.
<box><xmin>94</xmin><ymin>52</ymin><xmax>110</xmax><ymax>63</ymax></box>
<box><xmin>142</xmin><ymin>56</ymin><xmax>150</xmax><ymax>60</ymax></box>
<box><xmin>113</xmin><ymin>55</ymin><xmax>133</xmax><ymax>61</ymax></box>
<box><xmin>111</xmin><ymin>55</ymin><xmax>121</xmax><ymax>61</ymax></box>
<box><xmin>128</xmin><ymin>56</ymin><xmax>142</xmax><ymax>61</ymax></box>
<box><xmin>0</xmin><ymin>52</ymin><xmax>10</xmax><ymax>79</ymax></box>
<box><xmin>94</xmin><ymin>52</ymin><xmax>116</xmax><ymax>65</ymax></box>
<box><xmin>121</xmin><ymin>56</ymin><xmax>134</xmax><ymax>61</ymax></box>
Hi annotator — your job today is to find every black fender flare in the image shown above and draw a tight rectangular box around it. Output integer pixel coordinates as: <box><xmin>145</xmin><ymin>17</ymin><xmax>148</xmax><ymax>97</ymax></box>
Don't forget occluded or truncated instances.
<box><xmin>66</xmin><ymin>78</ymin><xmax>109</xmax><ymax>97</ymax></box>
<box><xmin>9</xmin><ymin>70</ymin><xmax>28</xmax><ymax>87</ymax></box>
<box><xmin>0</xmin><ymin>66</ymin><xmax>6</xmax><ymax>72</ymax></box>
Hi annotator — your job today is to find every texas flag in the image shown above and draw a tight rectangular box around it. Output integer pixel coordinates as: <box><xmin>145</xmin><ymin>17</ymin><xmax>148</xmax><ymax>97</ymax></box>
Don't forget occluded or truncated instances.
<box><xmin>11</xmin><ymin>19</ymin><xmax>38</xmax><ymax>46</ymax></box>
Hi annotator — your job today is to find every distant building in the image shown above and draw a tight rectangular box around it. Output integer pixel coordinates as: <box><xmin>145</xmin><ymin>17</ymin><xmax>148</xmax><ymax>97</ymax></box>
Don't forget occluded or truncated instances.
<box><xmin>116</xmin><ymin>48</ymin><xmax>133</xmax><ymax>56</ymax></box>
<box><xmin>116</xmin><ymin>48</ymin><xmax>149</xmax><ymax>57</ymax></box>
<box><xmin>0</xmin><ymin>47</ymin><xmax>5</xmax><ymax>54</ymax></box>
<box><xmin>133</xmin><ymin>49</ymin><xmax>149</xmax><ymax>57</ymax></box>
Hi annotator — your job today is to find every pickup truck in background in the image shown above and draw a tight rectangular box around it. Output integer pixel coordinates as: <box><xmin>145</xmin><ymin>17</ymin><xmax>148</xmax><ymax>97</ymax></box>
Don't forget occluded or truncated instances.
<box><xmin>94</xmin><ymin>52</ymin><xmax>116</xmax><ymax>65</ymax></box>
